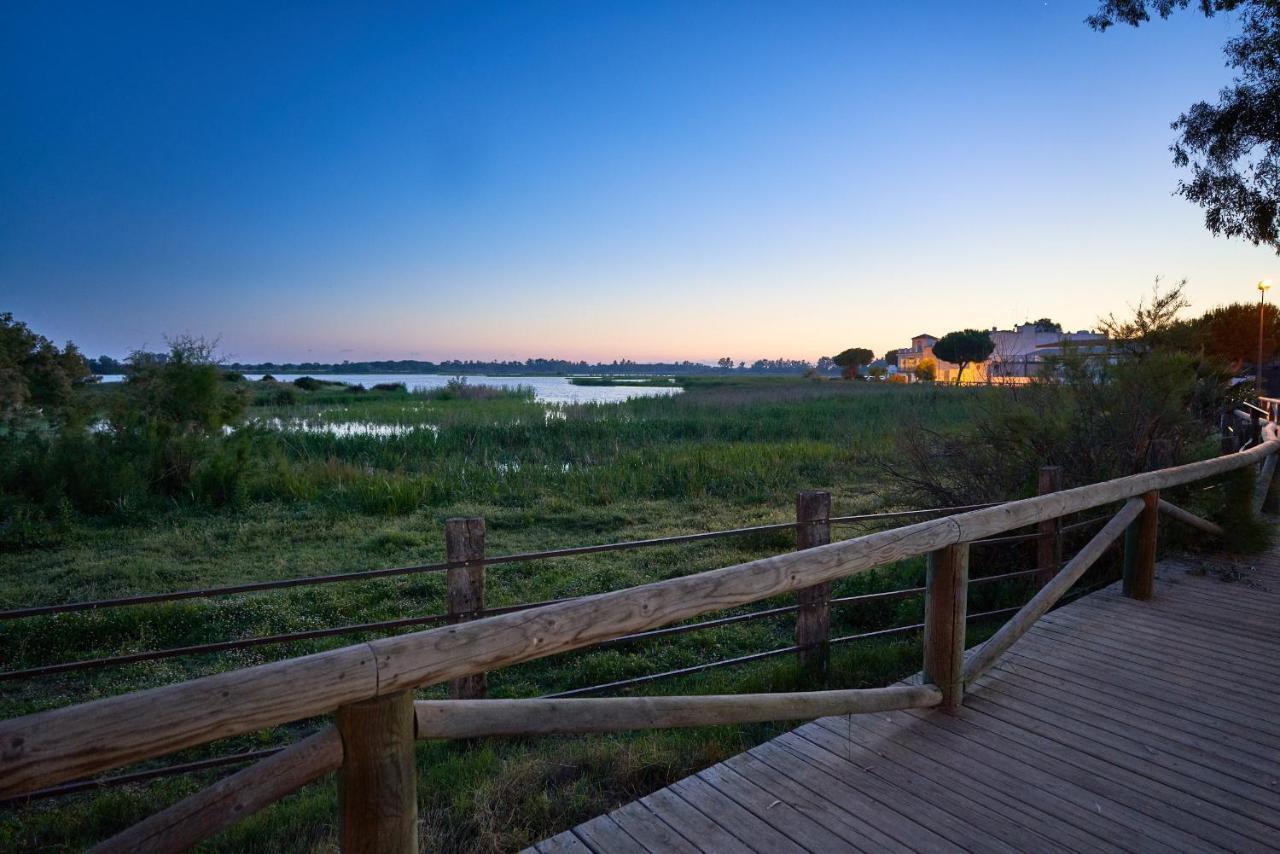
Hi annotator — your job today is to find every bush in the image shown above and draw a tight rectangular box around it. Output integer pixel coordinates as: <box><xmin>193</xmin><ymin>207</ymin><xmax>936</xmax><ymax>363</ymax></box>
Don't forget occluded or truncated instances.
<box><xmin>292</xmin><ymin>376</ymin><xmax>324</xmax><ymax>391</ymax></box>
<box><xmin>371</xmin><ymin>382</ymin><xmax>407</xmax><ymax>393</ymax></box>
<box><xmin>882</xmin><ymin>349</ymin><xmax>1217</xmax><ymax>506</ymax></box>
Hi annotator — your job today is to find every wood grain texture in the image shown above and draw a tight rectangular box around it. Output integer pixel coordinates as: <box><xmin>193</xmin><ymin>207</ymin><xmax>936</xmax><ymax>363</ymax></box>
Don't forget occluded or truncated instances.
<box><xmin>1122</xmin><ymin>491</ymin><xmax>1159</xmax><ymax>601</ymax></box>
<box><xmin>415</xmin><ymin>684</ymin><xmax>942</xmax><ymax>739</ymax></box>
<box><xmin>964</xmin><ymin>498</ymin><xmax>1143</xmax><ymax>683</ymax></box>
<box><xmin>90</xmin><ymin>728</ymin><xmax>342</xmax><ymax>854</ymax></box>
<box><xmin>0</xmin><ymin>645</ymin><xmax>374</xmax><ymax>799</ymax></box>
<box><xmin>1156</xmin><ymin>499</ymin><xmax>1225</xmax><ymax>536</ymax></box>
<box><xmin>924</xmin><ymin>542</ymin><xmax>968</xmax><ymax>710</ymax></box>
<box><xmin>445</xmin><ymin>517</ymin><xmax>486</xmax><ymax>700</ymax></box>
<box><xmin>1035</xmin><ymin>466</ymin><xmax>1063</xmax><ymax>587</ymax></box>
<box><xmin>793</xmin><ymin>490</ymin><xmax>832</xmax><ymax>671</ymax></box>
<box><xmin>336</xmin><ymin>691</ymin><xmax>417</xmax><ymax>854</ymax></box>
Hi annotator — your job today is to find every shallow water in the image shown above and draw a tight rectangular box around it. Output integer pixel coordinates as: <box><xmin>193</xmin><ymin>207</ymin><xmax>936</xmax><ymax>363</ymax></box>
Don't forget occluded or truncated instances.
<box><xmin>94</xmin><ymin>373</ymin><xmax>682</xmax><ymax>405</ymax></box>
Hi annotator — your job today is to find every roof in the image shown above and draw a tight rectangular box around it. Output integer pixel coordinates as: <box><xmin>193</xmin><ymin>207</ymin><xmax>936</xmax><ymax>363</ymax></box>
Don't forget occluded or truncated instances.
<box><xmin>911</xmin><ymin>333</ymin><xmax>937</xmax><ymax>340</ymax></box>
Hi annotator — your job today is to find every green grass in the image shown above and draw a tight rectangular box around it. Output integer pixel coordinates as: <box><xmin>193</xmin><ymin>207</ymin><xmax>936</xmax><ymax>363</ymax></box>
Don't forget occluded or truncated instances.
<box><xmin>0</xmin><ymin>378</ymin><xmax>1060</xmax><ymax>851</ymax></box>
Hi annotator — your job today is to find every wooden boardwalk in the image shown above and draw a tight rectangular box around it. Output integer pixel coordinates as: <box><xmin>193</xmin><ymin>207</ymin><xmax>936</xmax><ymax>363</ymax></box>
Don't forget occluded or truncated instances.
<box><xmin>532</xmin><ymin>550</ymin><xmax>1280</xmax><ymax>853</ymax></box>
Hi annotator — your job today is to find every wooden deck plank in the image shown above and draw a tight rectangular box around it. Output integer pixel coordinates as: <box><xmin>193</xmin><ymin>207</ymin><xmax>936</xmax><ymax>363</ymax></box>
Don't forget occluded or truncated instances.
<box><xmin>695</xmin><ymin>762</ymin><xmax>856</xmax><ymax>851</ymax></box>
<box><xmin>571</xmin><ymin>814</ymin><xmax>647</xmax><ymax>854</ymax></box>
<box><xmin>968</xmin><ymin>679</ymin><xmax>1280</xmax><ymax>817</ymax></box>
<box><xmin>838</xmin><ymin>710</ymin><xmax>1195</xmax><ymax>853</ymax></box>
<box><xmin>999</xmin><ymin>646</ymin><xmax>1280</xmax><ymax>754</ymax></box>
<box><xmin>738</xmin><ymin>741</ymin><xmax>918</xmax><ymax>854</ymax></box>
<box><xmin>1005</xmin><ymin>633</ymin><xmax>1280</xmax><ymax>738</ymax></box>
<box><xmin>962</xmin><ymin>686</ymin><xmax>1280</xmax><ymax>824</ymax></box>
<box><xmin>793</xmin><ymin>718</ymin><xmax>1080</xmax><ymax>852</ymax></box>
<box><xmin>534</xmin><ymin>831</ymin><xmax>592</xmax><ymax>853</ymax></box>
<box><xmin>978</xmin><ymin>666</ymin><xmax>1280</xmax><ymax>778</ymax></box>
<box><xmin>1037</xmin><ymin>603</ymin><xmax>1280</xmax><ymax>673</ymax></box>
<box><xmin>533</xmin><ymin>538</ymin><xmax>1280</xmax><ymax>853</ymax></box>
<box><xmin>903</xmin><ymin>705</ymin><xmax>1275</xmax><ymax>851</ymax></box>
<box><xmin>815</xmin><ymin>713</ymin><xmax>1143</xmax><ymax>853</ymax></box>
<box><xmin>608</xmin><ymin>801</ymin><xmax>701</xmax><ymax>853</ymax></box>
<box><xmin>635</xmin><ymin>788</ymin><xmax>750</xmax><ymax>854</ymax></box>
<box><xmin>666</xmin><ymin>775</ymin><xmax>800</xmax><ymax>852</ymax></box>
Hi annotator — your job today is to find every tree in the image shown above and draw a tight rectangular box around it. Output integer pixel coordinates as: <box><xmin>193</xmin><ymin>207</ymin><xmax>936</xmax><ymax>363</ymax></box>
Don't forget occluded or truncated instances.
<box><xmin>1032</xmin><ymin>318</ymin><xmax>1062</xmax><ymax>332</ymax></box>
<box><xmin>933</xmin><ymin>329</ymin><xmax>995</xmax><ymax>385</ymax></box>
<box><xmin>1196</xmin><ymin>301</ymin><xmax>1280</xmax><ymax>372</ymax></box>
<box><xmin>1098</xmin><ymin>278</ymin><xmax>1193</xmax><ymax>357</ymax></box>
<box><xmin>868</xmin><ymin>364</ymin><xmax>888</xmax><ymax>379</ymax></box>
<box><xmin>0</xmin><ymin>312</ymin><xmax>89</xmax><ymax>417</ymax></box>
<box><xmin>883</xmin><ymin>349</ymin><xmax>899</xmax><ymax>367</ymax></box>
<box><xmin>816</xmin><ymin>355</ymin><xmax>835</xmax><ymax>373</ymax></box>
<box><xmin>717</xmin><ymin>357</ymin><xmax>734</xmax><ymax>370</ymax></box>
<box><xmin>832</xmin><ymin>347</ymin><xmax>874</xmax><ymax>379</ymax></box>
<box><xmin>914</xmin><ymin>358</ymin><xmax>937</xmax><ymax>382</ymax></box>
<box><xmin>1089</xmin><ymin>1</ymin><xmax>1280</xmax><ymax>253</ymax></box>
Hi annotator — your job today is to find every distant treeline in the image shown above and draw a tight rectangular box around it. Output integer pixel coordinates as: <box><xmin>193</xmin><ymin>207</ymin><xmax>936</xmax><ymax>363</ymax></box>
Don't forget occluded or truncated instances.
<box><xmin>86</xmin><ymin>355</ymin><xmax>818</xmax><ymax>376</ymax></box>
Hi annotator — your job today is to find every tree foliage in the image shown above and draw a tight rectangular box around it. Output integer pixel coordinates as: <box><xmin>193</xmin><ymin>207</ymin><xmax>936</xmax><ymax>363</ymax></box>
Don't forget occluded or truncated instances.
<box><xmin>0</xmin><ymin>312</ymin><xmax>89</xmax><ymax>419</ymax></box>
<box><xmin>1032</xmin><ymin>318</ymin><xmax>1062</xmax><ymax>332</ymax></box>
<box><xmin>1197</xmin><ymin>300</ymin><xmax>1280</xmax><ymax>370</ymax></box>
<box><xmin>1089</xmin><ymin>1</ymin><xmax>1280</xmax><ymax>252</ymax></box>
<box><xmin>932</xmin><ymin>330</ymin><xmax>994</xmax><ymax>384</ymax></box>
<box><xmin>1098</xmin><ymin>278</ymin><xmax>1194</xmax><ymax>356</ymax></box>
<box><xmin>832</xmin><ymin>347</ymin><xmax>874</xmax><ymax>379</ymax></box>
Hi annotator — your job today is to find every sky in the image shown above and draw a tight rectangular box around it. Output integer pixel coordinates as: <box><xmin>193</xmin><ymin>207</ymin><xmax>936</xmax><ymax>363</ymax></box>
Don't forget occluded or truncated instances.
<box><xmin>2</xmin><ymin>1</ymin><xmax>1276</xmax><ymax>364</ymax></box>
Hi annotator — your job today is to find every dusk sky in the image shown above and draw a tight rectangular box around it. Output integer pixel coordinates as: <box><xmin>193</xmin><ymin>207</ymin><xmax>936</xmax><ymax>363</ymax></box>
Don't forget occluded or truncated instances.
<box><xmin>3</xmin><ymin>2</ymin><xmax>1275</xmax><ymax>364</ymax></box>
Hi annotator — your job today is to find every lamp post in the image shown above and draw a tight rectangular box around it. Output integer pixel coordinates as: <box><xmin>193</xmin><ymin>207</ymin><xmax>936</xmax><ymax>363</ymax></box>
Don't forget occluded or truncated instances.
<box><xmin>1259</xmin><ymin>279</ymin><xmax>1273</xmax><ymax>398</ymax></box>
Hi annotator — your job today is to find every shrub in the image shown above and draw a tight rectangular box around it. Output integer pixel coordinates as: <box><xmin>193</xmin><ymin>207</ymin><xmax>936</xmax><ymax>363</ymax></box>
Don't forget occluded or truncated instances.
<box><xmin>292</xmin><ymin>376</ymin><xmax>324</xmax><ymax>391</ymax></box>
<box><xmin>371</xmin><ymin>382</ymin><xmax>407</xmax><ymax>393</ymax></box>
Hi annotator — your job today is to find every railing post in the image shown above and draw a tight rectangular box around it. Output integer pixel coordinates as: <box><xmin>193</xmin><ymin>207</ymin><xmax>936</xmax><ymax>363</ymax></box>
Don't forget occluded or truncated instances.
<box><xmin>1122</xmin><ymin>490</ymin><xmax>1159</xmax><ymax>600</ymax></box>
<box><xmin>1221</xmin><ymin>406</ymin><xmax>1237</xmax><ymax>454</ymax></box>
<box><xmin>794</xmin><ymin>491</ymin><xmax>832</xmax><ymax>675</ymax></box>
<box><xmin>446</xmin><ymin>517</ymin><xmax>486</xmax><ymax>699</ymax></box>
<box><xmin>923</xmin><ymin>542</ymin><xmax>968</xmax><ymax>710</ymax></box>
<box><xmin>1035</xmin><ymin>466</ymin><xmax>1062</xmax><ymax>586</ymax></box>
<box><xmin>336</xmin><ymin>690</ymin><xmax>417</xmax><ymax>854</ymax></box>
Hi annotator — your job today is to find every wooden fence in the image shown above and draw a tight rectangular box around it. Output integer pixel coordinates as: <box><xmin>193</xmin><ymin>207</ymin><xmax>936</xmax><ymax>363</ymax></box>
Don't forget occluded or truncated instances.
<box><xmin>2</xmin><ymin>413</ymin><xmax>1278</xmax><ymax>852</ymax></box>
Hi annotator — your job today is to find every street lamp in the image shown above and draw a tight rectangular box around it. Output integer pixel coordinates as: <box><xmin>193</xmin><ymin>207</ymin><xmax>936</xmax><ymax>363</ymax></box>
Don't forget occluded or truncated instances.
<box><xmin>1259</xmin><ymin>279</ymin><xmax>1273</xmax><ymax>397</ymax></box>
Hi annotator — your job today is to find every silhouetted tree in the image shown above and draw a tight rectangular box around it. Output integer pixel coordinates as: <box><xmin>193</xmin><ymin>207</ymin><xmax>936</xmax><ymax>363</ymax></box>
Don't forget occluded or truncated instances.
<box><xmin>1098</xmin><ymin>278</ymin><xmax>1193</xmax><ymax>357</ymax></box>
<box><xmin>0</xmin><ymin>312</ymin><xmax>89</xmax><ymax>417</ymax></box>
<box><xmin>1032</xmin><ymin>318</ymin><xmax>1062</xmax><ymax>332</ymax></box>
<box><xmin>933</xmin><ymin>330</ymin><xmax>995</xmax><ymax>385</ymax></box>
<box><xmin>1197</xmin><ymin>301</ymin><xmax>1280</xmax><ymax>372</ymax></box>
<box><xmin>1089</xmin><ymin>1</ymin><xmax>1280</xmax><ymax>253</ymax></box>
<box><xmin>832</xmin><ymin>347</ymin><xmax>874</xmax><ymax>379</ymax></box>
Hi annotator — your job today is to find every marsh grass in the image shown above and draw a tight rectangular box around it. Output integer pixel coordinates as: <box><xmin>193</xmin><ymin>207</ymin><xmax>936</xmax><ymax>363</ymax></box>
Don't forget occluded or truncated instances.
<box><xmin>1</xmin><ymin>379</ymin><xmax>1055</xmax><ymax>851</ymax></box>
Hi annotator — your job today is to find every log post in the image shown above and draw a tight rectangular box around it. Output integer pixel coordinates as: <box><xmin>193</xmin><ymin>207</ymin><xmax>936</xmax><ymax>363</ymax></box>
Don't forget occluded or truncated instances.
<box><xmin>794</xmin><ymin>491</ymin><xmax>832</xmax><ymax>675</ymax></box>
<box><xmin>336</xmin><ymin>691</ymin><xmax>417</xmax><ymax>854</ymax></box>
<box><xmin>1122</xmin><ymin>490</ymin><xmax>1159</xmax><ymax>600</ymax></box>
<box><xmin>1220</xmin><ymin>406</ymin><xmax>1237</xmax><ymax>454</ymax></box>
<box><xmin>923</xmin><ymin>543</ymin><xmax>968</xmax><ymax>710</ymax></box>
<box><xmin>446</xmin><ymin>517</ymin><xmax>486</xmax><ymax>699</ymax></box>
<box><xmin>1035</xmin><ymin>466</ymin><xmax>1063</xmax><ymax>586</ymax></box>
<box><xmin>1256</xmin><ymin>452</ymin><xmax>1280</xmax><ymax>514</ymax></box>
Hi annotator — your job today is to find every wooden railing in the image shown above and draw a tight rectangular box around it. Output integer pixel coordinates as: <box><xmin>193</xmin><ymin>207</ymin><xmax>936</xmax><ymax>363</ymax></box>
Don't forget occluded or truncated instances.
<box><xmin>3</xmin><ymin>419</ymin><xmax>1279</xmax><ymax>852</ymax></box>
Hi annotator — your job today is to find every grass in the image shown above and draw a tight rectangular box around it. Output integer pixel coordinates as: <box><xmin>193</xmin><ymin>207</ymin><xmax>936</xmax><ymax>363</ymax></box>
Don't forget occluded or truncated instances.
<box><xmin>0</xmin><ymin>378</ymin><xmax>1096</xmax><ymax>851</ymax></box>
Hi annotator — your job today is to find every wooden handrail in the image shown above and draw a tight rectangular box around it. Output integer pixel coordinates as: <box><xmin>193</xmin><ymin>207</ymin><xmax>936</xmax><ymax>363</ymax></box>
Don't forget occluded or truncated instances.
<box><xmin>3</xmin><ymin>437</ymin><xmax>1278</xmax><ymax>800</ymax></box>
<box><xmin>90</xmin><ymin>728</ymin><xmax>342</xmax><ymax>854</ymax></box>
<box><xmin>414</xmin><ymin>684</ymin><xmax>941</xmax><ymax>740</ymax></box>
<box><xmin>962</xmin><ymin>497</ymin><xmax>1145</xmax><ymax>684</ymax></box>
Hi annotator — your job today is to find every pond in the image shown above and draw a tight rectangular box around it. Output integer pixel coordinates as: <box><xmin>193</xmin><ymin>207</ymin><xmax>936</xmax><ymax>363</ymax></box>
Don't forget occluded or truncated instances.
<box><xmin>95</xmin><ymin>374</ymin><xmax>682</xmax><ymax>405</ymax></box>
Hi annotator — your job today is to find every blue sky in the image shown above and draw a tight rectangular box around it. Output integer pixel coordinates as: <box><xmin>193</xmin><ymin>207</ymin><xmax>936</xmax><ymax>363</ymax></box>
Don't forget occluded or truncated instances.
<box><xmin>2</xmin><ymin>1</ymin><xmax>1274</xmax><ymax>363</ymax></box>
